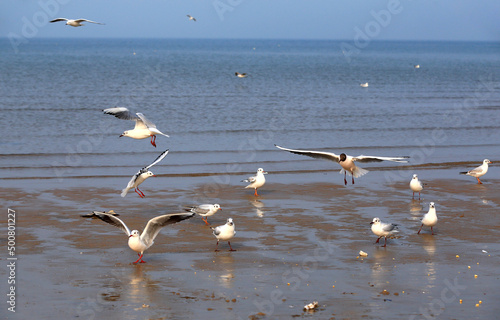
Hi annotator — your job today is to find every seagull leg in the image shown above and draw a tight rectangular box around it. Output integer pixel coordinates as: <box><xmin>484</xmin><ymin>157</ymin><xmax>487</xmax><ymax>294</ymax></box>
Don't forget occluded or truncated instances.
<box><xmin>352</xmin><ymin>175</ymin><xmax>355</xmax><ymax>185</ymax></box>
<box><xmin>382</xmin><ymin>237</ymin><xmax>387</xmax><ymax>247</ymax></box>
<box><xmin>417</xmin><ymin>224</ymin><xmax>423</xmax><ymax>234</ymax></box>
<box><xmin>133</xmin><ymin>253</ymin><xmax>145</xmax><ymax>264</ymax></box>
<box><xmin>215</xmin><ymin>240</ymin><xmax>220</xmax><ymax>252</ymax></box>
<box><xmin>431</xmin><ymin>226</ymin><xmax>434</xmax><ymax>235</ymax></box>
<box><xmin>135</xmin><ymin>188</ymin><xmax>145</xmax><ymax>198</ymax></box>
<box><xmin>375</xmin><ymin>237</ymin><xmax>380</xmax><ymax>244</ymax></box>
<box><xmin>418</xmin><ymin>192</ymin><xmax>421</xmax><ymax>200</ymax></box>
<box><xmin>477</xmin><ymin>177</ymin><xmax>482</xmax><ymax>184</ymax></box>
<box><xmin>344</xmin><ymin>171</ymin><xmax>347</xmax><ymax>185</ymax></box>
<box><xmin>412</xmin><ymin>192</ymin><xmax>415</xmax><ymax>199</ymax></box>
<box><xmin>202</xmin><ymin>217</ymin><xmax>210</xmax><ymax>226</ymax></box>
<box><xmin>254</xmin><ymin>188</ymin><xmax>259</xmax><ymax>196</ymax></box>
<box><xmin>150</xmin><ymin>135</ymin><xmax>157</xmax><ymax>148</ymax></box>
<box><xmin>228</xmin><ymin>241</ymin><xmax>236</xmax><ymax>251</ymax></box>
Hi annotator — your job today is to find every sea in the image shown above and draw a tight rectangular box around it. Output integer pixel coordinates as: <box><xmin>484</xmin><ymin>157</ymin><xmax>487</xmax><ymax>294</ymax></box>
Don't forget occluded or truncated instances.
<box><xmin>1</xmin><ymin>39</ymin><xmax>499</xmax><ymax>190</ymax></box>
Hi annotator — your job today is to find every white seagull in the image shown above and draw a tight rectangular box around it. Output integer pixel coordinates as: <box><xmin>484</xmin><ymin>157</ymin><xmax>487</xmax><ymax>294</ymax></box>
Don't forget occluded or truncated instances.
<box><xmin>235</xmin><ymin>72</ymin><xmax>248</xmax><ymax>78</ymax></box>
<box><xmin>370</xmin><ymin>217</ymin><xmax>398</xmax><ymax>247</ymax></box>
<box><xmin>187</xmin><ymin>15</ymin><xmax>197</xmax><ymax>22</ymax></box>
<box><xmin>184</xmin><ymin>204</ymin><xmax>221</xmax><ymax>225</ymax></box>
<box><xmin>211</xmin><ymin>218</ymin><xmax>236</xmax><ymax>251</ymax></box>
<box><xmin>121</xmin><ymin>149</ymin><xmax>169</xmax><ymax>198</ymax></box>
<box><xmin>360</xmin><ymin>82</ymin><xmax>369</xmax><ymax>87</ymax></box>
<box><xmin>414</xmin><ymin>65</ymin><xmax>420</xmax><ymax>69</ymax></box>
<box><xmin>242</xmin><ymin>168</ymin><xmax>267</xmax><ymax>196</ymax></box>
<box><xmin>460</xmin><ymin>159</ymin><xmax>491</xmax><ymax>184</ymax></box>
<box><xmin>410</xmin><ymin>174</ymin><xmax>423</xmax><ymax>200</ymax></box>
<box><xmin>275</xmin><ymin>145</ymin><xmax>409</xmax><ymax>185</ymax></box>
<box><xmin>418</xmin><ymin>202</ymin><xmax>438</xmax><ymax>235</ymax></box>
<box><xmin>84</xmin><ymin>210</ymin><xmax>194</xmax><ymax>263</ymax></box>
<box><xmin>50</xmin><ymin>18</ymin><xmax>105</xmax><ymax>27</ymax></box>
<box><xmin>103</xmin><ymin>107</ymin><xmax>169</xmax><ymax>147</ymax></box>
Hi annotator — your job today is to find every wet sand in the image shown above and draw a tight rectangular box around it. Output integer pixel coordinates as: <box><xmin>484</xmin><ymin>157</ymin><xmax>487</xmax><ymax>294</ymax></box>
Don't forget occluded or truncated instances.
<box><xmin>1</xmin><ymin>170</ymin><xmax>500</xmax><ymax>319</ymax></box>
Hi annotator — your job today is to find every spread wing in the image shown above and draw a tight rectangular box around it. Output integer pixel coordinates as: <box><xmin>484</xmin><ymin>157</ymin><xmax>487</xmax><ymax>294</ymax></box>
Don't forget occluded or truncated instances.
<box><xmin>136</xmin><ymin>113</ymin><xmax>157</xmax><ymax>129</ymax></box>
<box><xmin>141</xmin><ymin>212</ymin><xmax>195</xmax><ymax>247</ymax></box>
<box><xmin>275</xmin><ymin>144</ymin><xmax>340</xmax><ymax>163</ymax></box>
<box><xmin>144</xmin><ymin>149</ymin><xmax>169</xmax><ymax>170</ymax></box>
<box><xmin>75</xmin><ymin>19</ymin><xmax>105</xmax><ymax>25</ymax></box>
<box><xmin>87</xmin><ymin>211</ymin><xmax>131</xmax><ymax>236</ymax></box>
<box><xmin>352</xmin><ymin>155</ymin><xmax>409</xmax><ymax>163</ymax></box>
<box><xmin>50</xmin><ymin>18</ymin><xmax>69</xmax><ymax>23</ymax></box>
<box><xmin>103</xmin><ymin>107</ymin><xmax>139</xmax><ymax>121</ymax></box>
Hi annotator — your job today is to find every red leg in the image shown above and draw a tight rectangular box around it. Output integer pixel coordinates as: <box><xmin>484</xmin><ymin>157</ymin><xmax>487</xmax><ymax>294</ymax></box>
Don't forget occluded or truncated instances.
<box><xmin>228</xmin><ymin>241</ymin><xmax>236</xmax><ymax>251</ymax></box>
<box><xmin>352</xmin><ymin>175</ymin><xmax>355</xmax><ymax>185</ymax></box>
<box><xmin>254</xmin><ymin>188</ymin><xmax>259</xmax><ymax>196</ymax></box>
<box><xmin>150</xmin><ymin>135</ymin><xmax>157</xmax><ymax>148</ymax></box>
<box><xmin>214</xmin><ymin>240</ymin><xmax>220</xmax><ymax>252</ymax></box>
<box><xmin>133</xmin><ymin>253</ymin><xmax>145</xmax><ymax>264</ymax></box>
<box><xmin>412</xmin><ymin>192</ymin><xmax>415</xmax><ymax>199</ymax></box>
<box><xmin>375</xmin><ymin>237</ymin><xmax>380</xmax><ymax>244</ymax></box>
<box><xmin>477</xmin><ymin>177</ymin><xmax>482</xmax><ymax>184</ymax></box>
<box><xmin>202</xmin><ymin>217</ymin><xmax>210</xmax><ymax>226</ymax></box>
<box><xmin>344</xmin><ymin>171</ymin><xmax>347</xmax><ymax>185</ymax></box>
<box><xmin>417</xmin><ymin>224</ymin><xmax>423</xmax><ymax>234</ymax></box>
<box><xmin>431</xmin><ymin>226</ymin><xmax>434</xmax><ymax>235</ymax></box>
<box><xmin>382</xmin><ymin>237</ymin><xmax>387</xmax><ymax>247</ymax></box>
<box><xmin>418</xmin><ymin>192</ymin><xmax>421</xmax><ymax>200</ymax></box>
<box><xmin>135</xmin><ymin>188</ymin><xmax>144</xmax><ymax>198</ymax></box>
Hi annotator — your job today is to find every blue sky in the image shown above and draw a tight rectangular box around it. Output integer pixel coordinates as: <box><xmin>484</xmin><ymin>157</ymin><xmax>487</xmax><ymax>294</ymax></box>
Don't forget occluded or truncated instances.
<box><xmin>1</xmin><ymin>0</ymin><xmax>499</xmax><ymax>41</ymax></box>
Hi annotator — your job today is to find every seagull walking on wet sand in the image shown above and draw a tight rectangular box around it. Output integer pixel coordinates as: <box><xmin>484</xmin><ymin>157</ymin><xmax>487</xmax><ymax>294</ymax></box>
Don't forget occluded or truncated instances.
<box><xmin>121</xmin><ymin>149</ymin><xmax>169</xmax><ymax>198</ymax></box>
<box><xmin>460</xmin><ymin>159</ymin><xmax>491</xmax><ymax>184</ymax></box>
<box><xmin>50</xmin><ymin>18</ymin><xmax>105</xmax><ymax>27</ymax></box>
<box><xmin>83</xmin><ymin>211</ymin><xmax>194</xmax><ymax>263</ymax></box>
<box><xmin>418</xmin><ymin>202</ymin><xmax>438</xmax><ymax>235</ymax></box>
<box><xmin>242</xmin><ymin>168</ymin><xmax>267</xmax><ymax>196</ymax></box>
<box><xmin>211</xmin><ymin>218</ymin><xmax>236</xmax><ymax>251</ymax></box>
<box><xmin>275</xmin><ymin>145</ymin><xmax>409</xmax><ymax>185</ymax></box>
<box><xmin>410</xmin><ymin>174</ymin><xmax>424</xmax><ymax>200</ymax></box>
<box><xmin>184</xmin><ymin>204</ymin><xmax>221</xmax><ymax>225</ymax></box>
<box><xmin>103</xmin><ymin>107</ymin><xmax>169</xmax><ymax>147</ymax></box>
<box><xmin>370</xmin><ymin>217</ymin><xmax>398</xmax><ymax>247</ymax></box>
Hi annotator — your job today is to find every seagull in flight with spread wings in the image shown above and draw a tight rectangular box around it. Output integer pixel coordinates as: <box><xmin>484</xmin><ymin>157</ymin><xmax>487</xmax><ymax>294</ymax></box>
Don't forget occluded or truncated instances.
<box><xmin>103</xmin><ymin>107</ymin><xmax>169</xmax><ymax>147</ymax></box>
<box><xmin>275</xmin><ymin>144</ymin><xmax>409</xmax><ymax>185</ymax></box>
<box><xmin>84</xmin><ymin>210</ymin><xmax>194</xmax><ymax>263</ymax></box>
<box><xmin>187</xmin><ymin>15</ymin><xmax>197</xmax><ymax>22</ymax></box>
<box><xmin>50</xmin><ymin>18</ymin><xmax>105</xmax><ymax>27</ymax></box>
<box><xmin>121</xmin><ymin>149</ymin><xmax>169</xmax><ymax>198</ymax></box>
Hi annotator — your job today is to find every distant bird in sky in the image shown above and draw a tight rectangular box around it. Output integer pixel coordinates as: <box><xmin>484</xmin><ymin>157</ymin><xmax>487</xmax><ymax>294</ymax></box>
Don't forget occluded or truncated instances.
<box><xmin>410</xmin><ymin>174</ymin><xmax>424</xmax><ymax>200</ymax></box>
<box><xmin>414</xmin><ymin>64</ymin><xmax>420</xmax><ymax>69</ymax></box>
<box><xmin>121</xmin><ymin>149</ymin><xmax>169</xmax><ymax>198</ymax></box>
<box><xmin>275</xmin><ymin>145</ymin><xmax>409</xmax><ymax>185</ymax></box>
<box><xmin>460</xmin><ymin>159</ymin><xmax>491</xmax><ymax>184</ymax></box>
<box><xmin>49</xmin><ymin>18</ymin><xmax>104</xmax><ymax>27</ymax></box>
<box><xmin>360</xmin><ymin>82</ymin><xmax>369</xmax><ymax>87</ymax></box>
<box><xmin>370</xmin><ymin>217</ymin><xmax>398</xmax><ymax>247</ymax></box>
<box><xmin>187</xmin><ymin>15</ymin><xmax>197</xmax><ymax>22</ymax></box>
<box><xmin>103</xmin><ymin>107</ymin><xmax>169</xmax><ymax>147</ymax></box>
<box><xmin>235</xmin><ymin>72</ymin><xmax>248</xmax><ymax>78</ymax></box>
<box><xmin>242</xmin><ymin>168</ymin><xmax>267</xmax><ymax>196</ymax></box>
<box><xmin>211</xmin><ymin>218</ymin><xmax>236</xmax><ymax>251</ymax></box>
<box><xmin>84</xmin><ymin>210</ymin><xmax>194</xmax><ymax>263</ymax></box>
<box><xmin>184</xmin><ymin>204</ymin><xmax>221</xmax><ymax>225</ymax></box>
<box><xmin>418</xmin><ymin>202</ymin><xmax>438</xmax><ymax>235</ymax></box>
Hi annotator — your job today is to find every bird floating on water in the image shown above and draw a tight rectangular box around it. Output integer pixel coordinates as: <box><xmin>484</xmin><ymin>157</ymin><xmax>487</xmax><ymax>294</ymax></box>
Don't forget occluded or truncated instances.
<box><xmin>50</xmin><ymin>18</ymin><xmax>104</xmax><ymax>27</ymax></box>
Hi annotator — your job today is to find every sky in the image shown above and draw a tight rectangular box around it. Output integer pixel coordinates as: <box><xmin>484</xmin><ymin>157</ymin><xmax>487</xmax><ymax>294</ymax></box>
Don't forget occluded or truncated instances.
<box><xmin>1</xmin><ymin>0</ymin><xmax>499</xmax><ymax>42</ymax></box>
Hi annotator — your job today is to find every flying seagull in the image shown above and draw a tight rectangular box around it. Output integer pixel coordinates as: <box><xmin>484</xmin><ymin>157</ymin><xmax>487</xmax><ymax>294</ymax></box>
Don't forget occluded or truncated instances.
<box><xmin>187</xmin><ymin>15</ymin><xmax>197</xmax><ymax>22</ymax></box>
<box><xmin>370</xmin><ymin>217</ymin><xmax>398</xmax><ymax>247</ymax></box>
<box><xmin>103</xmin><ymin>107</ymin><xmax>169</xmax><ymax>147</ymax></box>
<box><xmin>211</xmin><ymin>218</ymin><xmax>236</xmax><ymax>251</ymax></box>
<box><xmin>242</xmin><ymin>168</ymin><xmax>267</xmax><ymax>196</ymax></box>
<box><xmin>460</xmin><ymin>159</ymin><xmax>491</xmax><ymax>184</ymax></box>
<box><xmin>122</xmin><ymin>149</ymin><xmax>169</xmax><ymax>198</ymax></box>
<box><xmin>184</xmin><ymin>204</ymin><xmax>221</xmax><ymax>225</ymax></box>
<box><xmin>275</xmin><ymin>145</ymin><xmax>409</xmax><ymax>185</ymax></box>
<box><xmin>235</xmin><ymin>72</ymin><xmax>248</xmax><ymax>78</ymax></box>
<box><xmin>83</xmin><ymin>210</ymin><xmax>194</xmax><ymax>263</ymax></box>
<box><xmin>50</xmin><ymin>18</ymin><xmax>105</xmax><ymax>27</ymax></box>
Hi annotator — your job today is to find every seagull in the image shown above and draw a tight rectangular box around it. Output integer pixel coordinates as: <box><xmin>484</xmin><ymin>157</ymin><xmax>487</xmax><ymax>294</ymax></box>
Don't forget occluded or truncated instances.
<box><xmin>370</xmin><ymin>217</ymin><xmax>398</xmax><ymax>247</ymax></box>
<box><xmin>184</xmin><ymin>204</ymin><xmax>221</xmax><ymax>225</ymax></box>
<box><xmin>418</xmin><ymin>202</ymin><xmax>438</xmax><ymax>235</ymax></box>
<box><xmin>103</xmin><ymin>107</ymin><xmax>169</xmax><ymax>147</ymax></box>
<box><xmin>360</xmin><ymin>82</ymin><xmax>369</xmax><ymax>87</ymax></box>
<box><xmin>187</xmin><ymin>15</ymin><xmax>197</xmax><ymax>22</ymax></box>
<box><xmin>410</xmin><ymin>174</ymin><xmax>423</xmax><ymax>200</ymax></box>
<box><xmin>242</xmin><ymin>168</ymin><xmax>267</xmax><ymax>196</ymax></box>
<box><xmin>460</xmin><ymin>159</ymin><xmax>491</xmax><ymax>184</ymax></box>
<box><xmin>83</xmin><ymin>210</ymin><xmax>194</xmax><ymax>263</ymax></box>
<box><xmin>211</xmin><ymin>218</ymin><xmax>236</xmax><ymax>252</ymax></box>
<box><xmin>81</xmin><ymin>210</ymin><xmax>119</xmax><ymax>218</ymax></box>
<box><xmin>49</xmin><ymin>18</ymin><xmax>105</xmax><ymax>27</ymax></box>
<box><xmin>235</xmin><ymin>72</ymin><xmax>248</xmax><ymax>78</ymax></box>
<box><xmin>275</xmin><ymin>145</ymin><xmax>409</xmax><ymax>185</ymax></box>
<box><xmin>414</xmin><ymin>65</ymin><xmax>420</xmax><ymax>69</ymax></box>
<box><xmin>121</xmin><ymin>149</ymin><xmax>169</xmax><ymax>198</ymax></box>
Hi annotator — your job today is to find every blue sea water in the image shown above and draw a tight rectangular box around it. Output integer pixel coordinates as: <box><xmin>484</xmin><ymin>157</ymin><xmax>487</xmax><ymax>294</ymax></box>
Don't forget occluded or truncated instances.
<box><xmin>0</xmin><ymin>39</ymin><xmax>499</xmax><ymax>186</ymax></box>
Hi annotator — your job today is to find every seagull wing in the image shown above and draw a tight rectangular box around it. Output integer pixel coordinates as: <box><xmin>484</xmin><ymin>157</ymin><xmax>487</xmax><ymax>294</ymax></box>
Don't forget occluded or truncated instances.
<box><xmin>275</xmin><ymin>144</ymin><xmax>340</xmax><ymax>163</ymax></box>
<box><xmin>352</xmin><ymin>155</ymin><xmax>409</xmax><ymax>163</ymax></box>
<box><xmin>382</xmin><ymin>222</ymin><xmax>398</xmax><ymax>232</ymax></box>
<box><xmin>144</xmin><ymin>149</ymin><xmax>169</xmax><ymax>170</ymax></box>
<box><xmin>76</xmin><ymin>19</ymin><xmax>105</xmax><ymax>25</ymax></box>
<box><xmin>467</xmin><ymin>164</ymin><xmax>485</xmax><ymax>175</ymax></box>
<box><xmin>50</xmin><ymin>18</ymin><xmax>69</xmax><ymax>23</ymax></box>
<box><xmin>103</xmin><ymin>107</ymin><xmax>139</xmax><ymax>121</ymax></box>
<box><xmin>140</xmin><ymin>212</ymin><xmax>195</xmax><ymax>247</ymax></box>
<box><xmin>90</xmin><ymin>211</ymin><xmax>131</xmax><ymax>236</ymax></box>
<box><xmin>136</xmin><ymin>113</ymin><xmax>157</xmax><ymax>129</ymax></box>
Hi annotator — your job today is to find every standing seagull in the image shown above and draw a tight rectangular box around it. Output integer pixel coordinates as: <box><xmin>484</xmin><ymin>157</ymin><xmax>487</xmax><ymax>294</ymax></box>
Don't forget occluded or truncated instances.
<box><xmin>418</xmin><ymin>202</ymin><xmax>438</xmax><ymax>235</ymax></box>
<box><xmin>211</xmin><ymin>218</ymin><xmax>236</xmax><ymax>252</ymax></box>
<box><xmin>84</xmin><ymin>211</ymin><xmax>194</xmax><ymax>263</ymax></box>
<box><xmin>242</xmin><ymin>168</ymin><xmax>267</xmax><ymax>196</ymax></box>
<box><xmin>122</xmin><ymin>149</ymin><xmax>169</xmax><ymax>198</ymax></box>
<box><xmin>410</xmin><ymin>174</ymin><xmax>424</xmax><ymax>200</ymax></box>
<box><xmin>460</xmin><ymin>159</ymin><xmax>491</xmax><ymax>184</ymax></box>
<box><xmin>275</xmin><ymin>145</ymin><xmax>409</xmax><ymax>185</ymax></box>
<box><xmin>370</xmin><ymin>217</ymin><xmax>398</xmax><ymax>247</ymax></box>
<box><xmin>103</xmin><ymin>107</ymin><xmax>169</xmax><ymax>147</ymax></box>
<box><xmin>50</xmin><ymin>18</ymin><xmax>105</xmax><ymax>27</ymax></box>
<box><xmin>187</xmin><ymin>15</ymin><xmax>197</xmax><ymax>22</ymax></box>
<box><xmin>184</xmin><ymin>204</ymin><xmax>221</xmax><ymax>225</ymax></box>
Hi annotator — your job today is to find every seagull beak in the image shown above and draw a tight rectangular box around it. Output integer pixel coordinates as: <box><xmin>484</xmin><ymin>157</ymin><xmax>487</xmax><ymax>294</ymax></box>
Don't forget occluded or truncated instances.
<box><xmin>129</xmin><ymin>234</ymin><xmax>133</xmax><ymax>238</ymax></box>
<box><xmin>152</xmin><ymin>175</ymin><xmax>156</xmax><ymax>177</ymax></box>
<box><xmin>119</xmin><ymin>134</ymin><xmax>124</xmax><ymax>137</ymax></box>
<box><xmin>219</xmin><ymin>208</ymin><xmax>222</xmax><ymax>210</ymax></box>
<box><xmin>370</xmin><ymin>222</ymin><xmax>374</xmax><ymax>225</ymax></box>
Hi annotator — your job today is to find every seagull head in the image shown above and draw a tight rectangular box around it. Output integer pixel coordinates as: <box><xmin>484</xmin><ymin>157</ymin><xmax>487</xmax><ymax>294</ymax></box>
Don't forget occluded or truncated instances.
<box><xmin>484</xmin><ymin>159</ymin><xmax>491</xmax><ymax>164</ymax></box>
<box><xmin>214</xmin><ymin>204</ymin><xmax>222</xmax><ymax>210</ymax></box>
<box><xmin>412</xmin><ymin>174</ymin><xmax>418</xmax><ymax>179</ymax></box>
<box><xmin>129</xmin><ymin>230</ymin><xmax>140</xmax><ymax>238</ymax></box>
<box><xmin>119</xmin><ymin>131</ymin><xmax>130</xmax><ymax>138</ymax></box>
<box><xmin>226</xmin><ymin>218</ymin><xmax>234</xmax><ymax>226</ymax></box>
<box><xmin>370</xmin><ymin>217</ymin><xmax>381</xmax><ymax>225</ymax></box>
<box><xmin>339</xmin><ymin>153</ymin><xmax>347</xmax><ymax>162</ymax></box>
<box><xmin>429</xmin><ymin>202</ymin><xmax>435</xmax><ymax>209</ymax></box>
<box><xmin>146</xmin><ymin>171</ymin><xmax>156</xmax><ymax>178</ymax></box>
<box><xmin>257</xmin><ymin>168</ymin><xmax>268</xmax><ymax>174</ymax></box>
